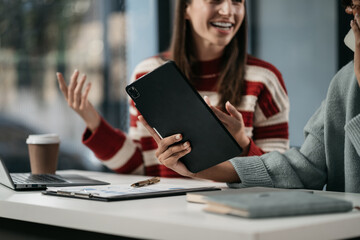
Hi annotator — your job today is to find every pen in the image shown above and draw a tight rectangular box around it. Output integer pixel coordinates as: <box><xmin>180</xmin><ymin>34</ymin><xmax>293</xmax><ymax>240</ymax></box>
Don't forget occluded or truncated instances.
<box><xmin>131</xmin><ymin>177</ymin><xmax>160</xmax><ymax>188</ymax></box>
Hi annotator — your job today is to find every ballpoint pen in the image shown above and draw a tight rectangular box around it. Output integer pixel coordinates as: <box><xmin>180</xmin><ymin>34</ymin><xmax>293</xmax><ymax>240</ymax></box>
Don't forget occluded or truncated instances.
<box><xmin>131</xmin><ymin>177</ymin><xmax>160</xmax><ymax>188</ymax></box>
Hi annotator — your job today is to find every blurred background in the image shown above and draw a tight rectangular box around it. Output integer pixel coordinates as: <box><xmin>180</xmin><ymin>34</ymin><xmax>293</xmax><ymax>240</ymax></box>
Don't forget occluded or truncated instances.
<box><xmin>0</xmin><ymin>0</ymin><xmax>353</xmax><ymax>172</ymax></box>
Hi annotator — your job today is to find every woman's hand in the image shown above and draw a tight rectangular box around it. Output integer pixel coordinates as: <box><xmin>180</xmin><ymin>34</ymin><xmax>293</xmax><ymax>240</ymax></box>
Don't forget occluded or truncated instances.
<box><xmin>138</xmin><ymin>115</ymin><xmax>241</xmax><ymax>182</ymax></box>
<box><xmin>56</xmin><ymin>70</ymin><xmax>101</xmax><ymax>132</ymax></box>
<box><xmin>204</xmin><ymin>96</ymin><xmax>250</xmax><ymax>155</ymax></box>
<box><xmin>351</xmin><ymin>13</ymin><xmax>360</xmax><ymax>87</ymax></box>
<box><xmin>137</xmin><ymin>115</ymin><xmax>194</xmax><ymax>177</ymax></box>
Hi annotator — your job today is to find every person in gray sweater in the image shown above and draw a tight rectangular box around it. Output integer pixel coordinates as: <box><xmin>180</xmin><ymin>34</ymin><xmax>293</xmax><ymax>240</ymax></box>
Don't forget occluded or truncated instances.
<box><xmin>138</xmin><ymin>0</ymin><xmax>360</xmax><ymax>193</ymax></box>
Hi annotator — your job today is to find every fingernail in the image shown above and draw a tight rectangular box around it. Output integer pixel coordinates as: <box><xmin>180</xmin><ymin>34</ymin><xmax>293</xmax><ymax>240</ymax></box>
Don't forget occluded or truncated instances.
<box><xmin>183</xmin><ymin>142</ymin><xmax>188</xmax><ymax>147</ymax></box>
<box><xmin>175</xmin><ymin>134</ymin><xmax>181</xmax><ymax>140</ymax></box>
<box><xmin>74</xmin><ymin>69</ymin><xmax>78</xmax><ymax>73</ymax></box>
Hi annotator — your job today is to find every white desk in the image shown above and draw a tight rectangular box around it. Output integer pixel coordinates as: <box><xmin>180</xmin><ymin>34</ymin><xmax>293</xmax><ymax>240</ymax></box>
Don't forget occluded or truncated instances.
<box><xmin>1</xmin><ymin>170</ymin><xmax>360</xmax><ymax>240</ymax></box>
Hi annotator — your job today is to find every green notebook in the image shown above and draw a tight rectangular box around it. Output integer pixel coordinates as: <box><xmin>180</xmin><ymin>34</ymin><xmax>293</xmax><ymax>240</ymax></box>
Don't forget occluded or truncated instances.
<box><xmin>204</xmin><ymin>191</ymin><xmax>353</xmax><ymax>219</ymax></box>
<box><xmin>186</xmin><ymin>187</ymin><xmax>288</xmax><ymax>204</ymax></box>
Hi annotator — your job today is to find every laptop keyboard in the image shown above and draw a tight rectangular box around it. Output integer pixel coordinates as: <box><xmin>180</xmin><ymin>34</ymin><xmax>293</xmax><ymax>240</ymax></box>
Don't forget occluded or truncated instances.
<box><xmin>11</xmin><ymin>173</ymin><xmax>66</xmax><ymax>184</ymax></box>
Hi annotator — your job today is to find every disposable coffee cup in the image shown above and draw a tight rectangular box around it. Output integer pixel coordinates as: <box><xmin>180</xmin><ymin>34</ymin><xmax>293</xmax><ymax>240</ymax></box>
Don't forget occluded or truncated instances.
<box><xmin>26</xmin><ymin>134</ymin><xmax>60</xmax><ymax>174</ymax></box>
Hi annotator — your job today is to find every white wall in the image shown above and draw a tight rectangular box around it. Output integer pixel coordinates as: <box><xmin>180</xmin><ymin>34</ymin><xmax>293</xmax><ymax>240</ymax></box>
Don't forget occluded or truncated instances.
<box><xmin>126</xmin><ymin>0</ymin><xmax>158</xmax><ymax>81</ymax></box>
<box><xmin>254</xmin><ymin>0</ymin><xmax>338</xmax><ymax>146</ymax></box>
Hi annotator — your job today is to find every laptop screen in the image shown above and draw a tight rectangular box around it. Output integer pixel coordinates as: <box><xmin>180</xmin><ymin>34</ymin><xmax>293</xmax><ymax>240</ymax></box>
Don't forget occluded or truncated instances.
<box><xmin>0</xmin><ymin>158</ymin><xmax>15</xmax><ymax>189</ymax></box>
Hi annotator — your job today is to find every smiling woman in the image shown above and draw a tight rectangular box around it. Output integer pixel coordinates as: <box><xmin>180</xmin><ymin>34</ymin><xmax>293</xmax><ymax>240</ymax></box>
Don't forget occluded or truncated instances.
<box><xmin>185</xmin><ymin>0</ymin><xmax>245</xmax><ymax>57</ymax></box>
<box><xmin>56</xmin><ymin>0</ymin><xmax>289</xmax><ymax>178</ymax></box>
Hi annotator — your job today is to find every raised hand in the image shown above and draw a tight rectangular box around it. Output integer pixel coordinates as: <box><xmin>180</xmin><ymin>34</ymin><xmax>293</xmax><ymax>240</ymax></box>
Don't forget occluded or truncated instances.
<box><xmin>56</xmin><ymin>70</ymin><xmax>101</xmax><ymax>132</ymax></box>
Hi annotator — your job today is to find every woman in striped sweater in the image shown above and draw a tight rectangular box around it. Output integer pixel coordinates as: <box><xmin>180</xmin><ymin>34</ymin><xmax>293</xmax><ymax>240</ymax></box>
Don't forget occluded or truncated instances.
<box><xmin>56</xmin><ymin>0</ymin><xmax>289</xmax><ymax>177</ymax></box>
<box><xmin>143</xmin><ymin>0</ymin><xmax>360</xmax><ymax>193</ymax></box>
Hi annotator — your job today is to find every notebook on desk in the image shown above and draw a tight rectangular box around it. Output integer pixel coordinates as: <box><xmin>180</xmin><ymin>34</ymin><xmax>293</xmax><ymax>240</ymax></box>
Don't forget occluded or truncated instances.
<box><xmin>0</xmin><ymin>157</ymin><xmax>109</xmax><ymax>191</ymax></box>
<box><xmin>203</xmin><ymin>191</ymin><xmax>353</xmax><ymax>219</ymax></box>
<box><xmin>186</xmin><ymin>187</ymin><xmax>291</xmax><ymax>204</ymax></box>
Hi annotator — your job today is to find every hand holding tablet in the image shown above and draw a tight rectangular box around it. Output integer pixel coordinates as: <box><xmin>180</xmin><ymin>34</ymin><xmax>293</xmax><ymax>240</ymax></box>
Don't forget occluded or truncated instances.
<box><xmin>126</xmin><ymin>61</ymin><xmax>243</xmax><ymax>173</ymax></box>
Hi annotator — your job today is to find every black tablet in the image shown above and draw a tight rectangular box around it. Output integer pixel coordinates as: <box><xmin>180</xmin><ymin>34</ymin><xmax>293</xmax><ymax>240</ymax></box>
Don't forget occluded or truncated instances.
<box><xmin>126</xmin><ymin>61</ymin><xmax>242</xmax><ymax>173</ymax></box>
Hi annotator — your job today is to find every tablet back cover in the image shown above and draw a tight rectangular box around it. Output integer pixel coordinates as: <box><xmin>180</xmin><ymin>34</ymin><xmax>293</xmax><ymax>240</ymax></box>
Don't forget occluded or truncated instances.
<box><xmin>126</xmin><ymin>61</ymin><xmax>242</xmax><ymax>173</ymax></box>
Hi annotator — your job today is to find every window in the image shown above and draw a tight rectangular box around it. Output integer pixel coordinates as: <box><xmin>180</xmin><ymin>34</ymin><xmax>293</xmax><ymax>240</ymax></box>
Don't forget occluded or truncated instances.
<box><xmin>0</xmin><ymin>0</ymin><xmax>158</xmax><ymax>171</ymax></box>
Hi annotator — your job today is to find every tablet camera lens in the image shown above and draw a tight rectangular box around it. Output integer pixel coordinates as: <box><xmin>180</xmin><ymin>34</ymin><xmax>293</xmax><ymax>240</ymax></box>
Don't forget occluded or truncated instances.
<box><xmin>128</xmin><ymin>86</ymin><xmax>140</xmax><ymax>99</ymax></box>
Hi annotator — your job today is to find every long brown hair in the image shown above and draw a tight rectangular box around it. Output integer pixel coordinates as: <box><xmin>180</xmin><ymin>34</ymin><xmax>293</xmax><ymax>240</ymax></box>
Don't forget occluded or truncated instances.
<box><xmin>169</xmin><ymin>0</ymin><xmax>248</xmax><ymax>108</ymax></box>
<box><xmin>341</xmin><ymin>0</ymin><xmax>352</xmax><ymax>8</ymax></box>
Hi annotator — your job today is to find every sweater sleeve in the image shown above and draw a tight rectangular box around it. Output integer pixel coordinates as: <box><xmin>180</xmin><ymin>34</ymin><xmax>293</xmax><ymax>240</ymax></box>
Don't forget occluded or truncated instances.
<box><xmin>83</xmin><ymin>117</ymin><xmax>126</xmax><ymax>160</ymax></box>
<box><xmin>245</xmin><ymin>138</ymin><xmax>264</xmax><ymax>156</ymax></box>
<box><xmin>246</xmin><ymin>58</ymin><xmax>290</xmax><ymax>154</ymax></box>
<box><xmin>81</xmin><ymin>57</ymin><xmax>165</xmax><ymax>175</ymax></box>
<box><xmin>345</xmin><ymin>113</ymin><xmax>360</xmax><ymax>156</ymax></box>
<box><xmin>228</xmin><ymin>103</ymin><xmax>327</xmax><ymax>190</ymax></box>
<box><xmin>82</xmin><ymin>117</ymin><xmax>145</xmax><ymax>174</ymax></box>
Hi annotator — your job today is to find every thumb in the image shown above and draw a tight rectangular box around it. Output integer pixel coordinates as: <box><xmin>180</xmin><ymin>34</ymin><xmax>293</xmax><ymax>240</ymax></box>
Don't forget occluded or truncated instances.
<box><xmin>225</xmin><ymin>101</ymin><xmax>243</xmax><ymax>121</ymax></box>
<box><xmin>203</xmin><ymin>95</ymin><xmax>212</xmax><ymax>107</ymax></box>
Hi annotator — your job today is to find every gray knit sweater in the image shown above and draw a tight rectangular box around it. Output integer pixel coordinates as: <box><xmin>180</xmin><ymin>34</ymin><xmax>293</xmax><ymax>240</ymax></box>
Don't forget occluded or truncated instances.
<box><xmin>229</xmin><ymin>61</ymin><xmax>360</xmax><ymax>193</ymax></box>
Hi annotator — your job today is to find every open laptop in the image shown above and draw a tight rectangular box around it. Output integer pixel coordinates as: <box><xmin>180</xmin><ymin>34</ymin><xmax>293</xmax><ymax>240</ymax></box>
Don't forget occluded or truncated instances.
<box><xmin>0</xmin><ymin>157</ymin><xmax>109</xmax><ymax>191</ymax></box>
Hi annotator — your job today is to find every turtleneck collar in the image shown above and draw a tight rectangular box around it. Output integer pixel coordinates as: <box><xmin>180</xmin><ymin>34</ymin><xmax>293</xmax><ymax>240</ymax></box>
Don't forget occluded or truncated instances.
<box><xmin>193</xmin><ymin>56</ymin><xmax>222</xmax><ymax>76</ymax></box>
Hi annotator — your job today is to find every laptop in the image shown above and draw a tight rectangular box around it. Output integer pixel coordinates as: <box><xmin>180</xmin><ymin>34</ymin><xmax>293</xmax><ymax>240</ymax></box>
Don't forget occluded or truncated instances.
<box><xmin>0</xmin><ymin>157</ymin><xmax>109</xmax><ymax>191</ymax></box>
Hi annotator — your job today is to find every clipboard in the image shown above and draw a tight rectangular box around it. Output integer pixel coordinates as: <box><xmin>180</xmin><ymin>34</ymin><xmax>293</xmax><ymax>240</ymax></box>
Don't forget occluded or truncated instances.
<box><xmin>42</xmin><ymin>183</ymin><xmax>220</xmax><ymax>202</ymax></box>
<box><xmin>126</xmin><ymin>61</ymin><xmax>243</xmax><ymax>173</ymax></box>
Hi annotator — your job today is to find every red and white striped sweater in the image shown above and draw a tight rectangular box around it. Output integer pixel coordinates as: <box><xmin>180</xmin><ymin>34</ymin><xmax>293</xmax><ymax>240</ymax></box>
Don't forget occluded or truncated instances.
<box><xmin>83</xmin><ymin>55</ymin><xmax>289</xmax><ymax>177</ymax></box>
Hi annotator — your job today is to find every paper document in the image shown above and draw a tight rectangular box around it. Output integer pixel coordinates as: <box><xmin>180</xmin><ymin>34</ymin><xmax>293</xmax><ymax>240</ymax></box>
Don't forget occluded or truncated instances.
<box><xmin>43</xmin><ymin>183</ymin><xmax>220</xmax><ymax>201</ymax></box>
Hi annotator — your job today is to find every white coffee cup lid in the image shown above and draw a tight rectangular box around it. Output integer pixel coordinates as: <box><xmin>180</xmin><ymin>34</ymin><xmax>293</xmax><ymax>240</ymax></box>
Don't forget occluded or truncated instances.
<box><xmin>26</xmin><ymin>134</ymin><xmax>60</xmax><ymax>144</ymax></box>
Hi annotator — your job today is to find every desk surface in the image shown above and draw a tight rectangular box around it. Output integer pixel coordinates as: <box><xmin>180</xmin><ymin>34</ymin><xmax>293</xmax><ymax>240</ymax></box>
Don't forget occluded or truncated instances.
<box><xmin>1</xmin><ymin>170</ymin><xmax>360</xmax><ymax>240</ymax></box>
